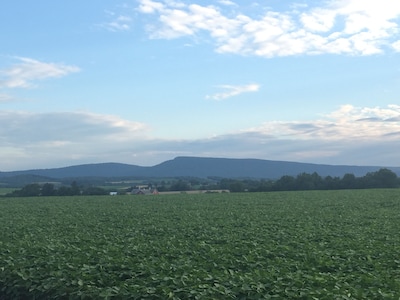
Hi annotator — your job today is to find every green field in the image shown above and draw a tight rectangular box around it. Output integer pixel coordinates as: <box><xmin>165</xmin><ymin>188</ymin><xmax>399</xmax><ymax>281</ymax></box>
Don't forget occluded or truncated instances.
<box><xmin>1</xmin><ymin>190</ymin><xmax>400</xmax><ymax>299</ymax></box>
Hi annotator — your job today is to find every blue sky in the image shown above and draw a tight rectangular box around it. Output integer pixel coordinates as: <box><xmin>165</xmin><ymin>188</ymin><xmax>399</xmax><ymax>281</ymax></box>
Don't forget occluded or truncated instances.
<box><xmin>1</xmin><ymin>0</ymin><xmax>400</xmax><ymax>171</ymax></box>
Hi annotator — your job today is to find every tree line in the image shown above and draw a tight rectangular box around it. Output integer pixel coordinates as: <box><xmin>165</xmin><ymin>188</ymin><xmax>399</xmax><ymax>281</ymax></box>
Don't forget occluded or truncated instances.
<box><xmin>156</xmin><ymin>168</ymin><xmax>399</xmax><ymax>192</ymax></box>
<box><xmin>216</xmin><ymin>168</ymin><xmax>399</xmax><ymax>192</ymax></box>
<box><xmin>4</xmin><ymin>181</ymin><xmax>108</xmax><ymax>197</ymax></box>
<box><xmin>141</xmin><ymin>168</ymin><xmax>400</xmax><ymax>192</ymax></box>
<box><xmin>3</xmin><ymin>168</ymin><xmax>399</xmax><ymax>197</ymax></box>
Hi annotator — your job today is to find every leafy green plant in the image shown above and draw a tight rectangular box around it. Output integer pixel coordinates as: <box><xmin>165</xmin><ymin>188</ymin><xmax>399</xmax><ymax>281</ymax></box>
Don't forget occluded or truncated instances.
<box><xmin>1</xmin><ymin>190</ymin><xmax>400</xmax><ymax>299</ymax></box>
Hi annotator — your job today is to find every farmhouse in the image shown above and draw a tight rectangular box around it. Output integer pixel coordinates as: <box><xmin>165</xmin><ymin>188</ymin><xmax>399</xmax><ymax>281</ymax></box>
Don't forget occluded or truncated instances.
<box><xmin>130</xmin><ymin>185</ymin><xmax>159</xmax><ymax>195</ymax></box>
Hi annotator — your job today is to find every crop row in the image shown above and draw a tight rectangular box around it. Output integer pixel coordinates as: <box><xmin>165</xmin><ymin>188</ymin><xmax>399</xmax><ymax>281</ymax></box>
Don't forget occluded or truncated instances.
<box><xmin>1</xmin><ymin>189</ymin><xmax>400</xmax><ymax>299</ymax></box>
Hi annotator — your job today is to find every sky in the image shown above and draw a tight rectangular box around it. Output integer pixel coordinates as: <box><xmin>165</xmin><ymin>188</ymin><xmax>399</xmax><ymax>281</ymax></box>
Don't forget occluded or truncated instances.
<box><xmin>1</xmin><ymin>0</ymin><xmax>400</xmax><ymax>171</ymax></box>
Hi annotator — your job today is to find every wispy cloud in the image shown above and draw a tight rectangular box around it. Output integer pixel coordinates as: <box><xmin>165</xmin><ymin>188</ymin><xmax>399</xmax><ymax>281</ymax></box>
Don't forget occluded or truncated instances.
<box><xmin>206</xmin><ymin>83</ymin><xmax>260</xmax><ymax>100</ymax></box>
<box><xmin>0</xmin><ymin>57</ymin><xmax>80</xmax><ymax>89</ymax></box>
<box><xmin>0</xmin><ymin>94</ymin><xmax>14</xmax><ymax>102</ymax></box>
<box><xmin>136</xmin><ymin>0</ymin><xmax>400</xmax><ymax>57</ymax></box>
<box><xmin>218</xmin><ymin>0</ymin><xmax>237</xmax><ymax>7</ymax></box>
<box><xmin>102</xmin><ymin>10</ymin><xmax>132</xmax><ymax>32</ymax></box>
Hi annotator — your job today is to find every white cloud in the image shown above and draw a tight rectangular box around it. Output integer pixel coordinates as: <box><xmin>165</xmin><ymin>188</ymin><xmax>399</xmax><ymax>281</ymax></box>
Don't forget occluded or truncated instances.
<box><xmin>138</xmin><ymin>0</ymin><xmax>165</xmax><ymax>14</ymax></box>
<box><xmin>0</xmin><ymin>111</ymin><xmax>146</xmax><ymax>143</ymax></box>
<box><xmin>0</xmin><ymin>57</ymin><xmax>80</xmax><ymax>89</ymax></box>
<box><xmin>135</xmin><ymin>0</ymin><xmax>400</xmax><ymax>57</ymax></box>
<box><xmin>301</xmin><ymin>8</ymin><xmax>336</xmax><ymax>32</ymax></box>
<box><xmin>218</xmin><ymin>0</ymin><xmax>236</xmax><ymax>6</ymax></box>
<box><xmin>107</xmin><ymin>16</ymin><xmax>132</xmax><ymax>31</ymax></box>
<box><xmin>250</xmin><ymin>104</ymin><xmax>400</xmax><ymax>140</ymax></box>
<box><xmin>0</xmin><ymin>111</ymin><xmax>149</xmax><ymax>170</ymax></box>
<box><xmin>185</xmin><ymin>104</ymin><xmax>400</xmax><ymax>165</ymax></box>
<box><xmin>102</xmin><ymin>11</ymin><xmax>133</xmax><ymax>32</ymax></box>
<box><xmin>393</xmin><ymin>40</ymin><xmax>400</xmax><ymax>51</ymax></box>
<box><xmin>206</xmin><ymin>83</ymin><xmax>260</xmax><ymax>100</ymax></box>
<box><xmin>1</xmin><ymin>105</ymin><xmax>400</xmax><ymax>170</ymax></box>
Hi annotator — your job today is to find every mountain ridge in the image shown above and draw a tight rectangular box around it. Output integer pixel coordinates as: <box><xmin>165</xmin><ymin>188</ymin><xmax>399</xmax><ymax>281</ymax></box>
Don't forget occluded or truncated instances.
<box><xmin>1</xmin><ymin>156</ymin><xmax>399</xmax><ymax>180</ymax></box>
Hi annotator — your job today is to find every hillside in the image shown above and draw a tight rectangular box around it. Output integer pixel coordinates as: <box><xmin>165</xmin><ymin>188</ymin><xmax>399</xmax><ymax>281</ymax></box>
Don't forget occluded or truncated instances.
<box><xmin>150</xmin><ymin>157</ymin><xmax>399</xmax><ymax>178</ymax></box>
<box><xmin>0</xmin><ymin>163</ymin><xmax>147</xmax><ymax>179</ymax></box>
<box><xmin>1</xmin><ymin>157</ymin><xmax>399</xmax><ymax>182</ymax></box>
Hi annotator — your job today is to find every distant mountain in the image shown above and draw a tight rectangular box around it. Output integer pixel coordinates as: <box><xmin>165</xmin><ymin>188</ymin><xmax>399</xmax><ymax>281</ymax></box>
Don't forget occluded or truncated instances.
<box><xmin>0</xmin><ymin>163</ymin><xmax>147</xmax><ymax>179</ymax></box>
<box><xmin>0</xmin><ymin>174</ymin><xmax>57</xmax><ymax>187</ymax></box>
<box><xmin>1</xmin><ymin>157</ymin><xmax>399</xmax><ymax>181</ymax></box>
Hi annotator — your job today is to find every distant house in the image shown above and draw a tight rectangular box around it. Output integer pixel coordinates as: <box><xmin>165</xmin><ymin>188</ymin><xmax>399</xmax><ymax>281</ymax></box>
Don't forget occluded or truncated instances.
<box><xmin>130</xmin><ymin>185</ymin><xmax>159</xmax><ymax>195</ymax></box>
<box><xmin>109</xmin><ymin>192</ymin><xmax>118</xmax><ymax>196</ymax></box>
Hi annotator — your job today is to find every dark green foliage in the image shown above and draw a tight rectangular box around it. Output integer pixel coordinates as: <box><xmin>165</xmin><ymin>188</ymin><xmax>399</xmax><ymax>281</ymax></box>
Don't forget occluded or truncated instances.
<box><xmin>5</xmin><ymin>182</ymin><xmax>108</xmax><ymax>197</ymax></box>
<box><xmin>82</xmin><ymin>186</ymin><xmax>109</xmax><ymax>195</ymax></box>
<box><xmin>41</xmin><ymin>183</ymin><xmax>55</xmax><ymax>196</ymax></box>
<box><xmin>1</xmin><ymin>190</ymin><xmax>400</xmax><ymax>299</ymax></box>
<box><xmin>341</xmin><ymin>173</ymin><xmax>358</xmax><ymax>189</ymax></box>
<box><xmin>361</xmin><ymin>168</ymin><xmax>399</xmax><ymax>188</ymax></box>
<box><xmin>221</xmin><ymin>168</ymin><xmax>399</xmax><ymax>192</ymax></box>
<box><xmin>274</xmin><ymin>175</ymin><xmax>297</xmax><ymax>191</ymax></box>
<box><xmin>169</xmin><ymin>180</ymin><xmax>191</xmax><ymax>191</ymax></box>
<box><xmin>10</xmin><ymin>183</ymin><xmax>41</xmax><ymax>197</ymax></box>
<box><xmin>219</xmin><ymin>179</ymin><xmax>245</xmax><ymax>192</ymax></box>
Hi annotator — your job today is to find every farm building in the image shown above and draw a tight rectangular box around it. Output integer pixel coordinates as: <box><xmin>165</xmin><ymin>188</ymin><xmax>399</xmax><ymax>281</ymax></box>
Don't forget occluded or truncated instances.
<box><xmin>130</xmin><ymin>185</ymin><xmax>159</xmax><ymax>195</ymax></box>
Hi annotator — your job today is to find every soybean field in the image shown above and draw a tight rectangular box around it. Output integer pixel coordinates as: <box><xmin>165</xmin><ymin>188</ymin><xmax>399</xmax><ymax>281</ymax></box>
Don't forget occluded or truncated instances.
<box><xmin>1</xmin><ymin>189</ymin><xmax>400</xmax><ymax>299</ymax></box>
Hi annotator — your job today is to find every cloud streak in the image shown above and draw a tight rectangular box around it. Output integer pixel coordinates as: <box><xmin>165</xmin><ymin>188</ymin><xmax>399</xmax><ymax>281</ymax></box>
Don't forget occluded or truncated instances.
<box><xmin>136</xmin><ymin>0</ymin><xmax>400</xmax><ymax>57</ymax></box>
<box><xmin>101</xmin><ymin>10</ymin><xmax>132</xmax><ymax>32</ymax></box>
<box><xmin>0</xmin><ymin>94</ymin><xmax>14</xmax><ymax>102</ymax></box>
<box><xmin>250</xmin><ymin>104</ymin><xmax>400</xmax><ymax>140</ymax></box>
<box><xmin>0</xmin><ymin>105</ymin><xmax>399</xmax><ymax>171</ymax></box>
<box><xmin>206</xmin><ymin>83</ymin><xmax>260</xmax><ymax>100</ymax></box>
<box><xmin>0</xmin><ymin>57</ymin><xmax>80</xmax><ymax>89</ymax></box>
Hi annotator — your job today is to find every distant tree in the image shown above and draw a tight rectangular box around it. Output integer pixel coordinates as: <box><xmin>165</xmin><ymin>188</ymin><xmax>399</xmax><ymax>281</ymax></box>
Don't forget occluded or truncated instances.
<box><xmin>156</xmin><ymin>184</ymin><xmax>168</xmax><ymax>192</ymax></box>
<box><xmin>229</xmin><ymin>181</ymin><xmax>245</xmax><ymax>193</ymax></box>
<box><xmin>295</xmin><ymin>172</ymin><xmax>323</xmax><ymax>190</ymax></box>
<box><xmin>341</xmin><ymin>173</ymin><xmax>358</xmax><ymax>189</ymax></box>
<box><xmin>19</xmin><ymin>184</ymin><xmax>41</xmax><ymax>197</ymax></box>
<box><xmin>274</xmin><ymin>175</ymin><xmax>296</xmax><ymax>191</ymax></box>
<box><xmin>57</xmin><ymin>186</ymin><xmax>73</xmax><ymax>196</ymax></box>
<box><xmin>377</xmin><ymin>168</ymin><xmax>398</xmax><ymax>188</ymax></box>
<box><xmin>256</xmin><ymin>179</ymin><xmax>274</xmax><ymax>192</ymax></box>
<box><xmin>70</xmin><ymin>181</ymin><xmax>81</xmax><ymax>195</ymax></box>
<box><xmin>323</xmin><ymin>176</ymin><xmax>341</xmax><ymax>190</ymax></box>
<box><xmin>243</xmin><ymin>179</ymin><xmax>264</xmax><ymax>192</ymax></box>
<box><xmin>219</xmin><ymin>179</ymin><xmax>232</xmax><ymax>190</ymax></box>
<box><xmin>82</xmin><ymin>186</ymin><xmax>108</xmax><ymax>195</ymax></box>
<box><xmin>362</xmin><ymin>168</ymin><xmax>398</xmax><ymax>188</ymax></box>
<box><xmin>41</xmin><ymin>183</ymin><xmax>55</xmax><ymax>196</ymax></box>
<box><xmin>170</xmin><ymin>180</ymin><xmax>190</xmax><ymax>191</ymax></box>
